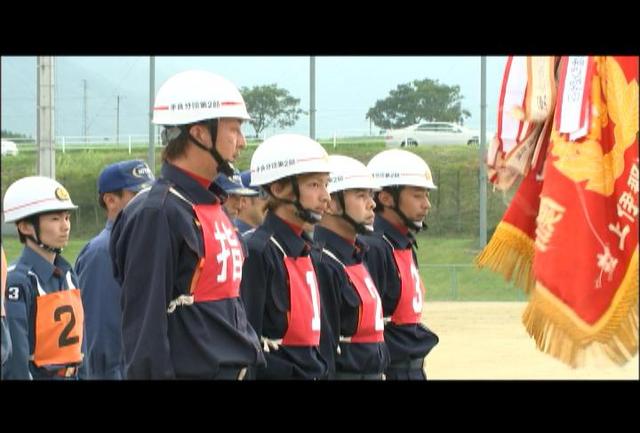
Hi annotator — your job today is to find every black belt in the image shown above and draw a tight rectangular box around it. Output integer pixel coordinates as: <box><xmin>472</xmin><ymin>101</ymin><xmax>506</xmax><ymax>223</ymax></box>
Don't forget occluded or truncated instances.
<box><xmin>215</xmin><ymin>366</ymin><xmax>248</xmax><ymax>380</ymax></box>
<box><xmin>334</xmin><ymin>371</ymin><xmax>384</xmax><ymax>380</ymax></box>
<box><xmin>388</xmin><ymin>358</ymin><xmax>424</xmax><ymax>371</ymax></box>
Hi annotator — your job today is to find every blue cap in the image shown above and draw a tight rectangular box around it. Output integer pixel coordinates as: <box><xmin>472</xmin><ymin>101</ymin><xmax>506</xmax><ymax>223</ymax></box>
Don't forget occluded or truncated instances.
<box><xmin>239</xmin><ymin>170</ymin><xmax>260</xmax><ymax>194</ymax></box>
<box><xmin>98</xmin><ymin>160</ymin><xmax>155</xmax><ymax>194</ymax></box>
<box><xmin>215</xmin><ymin>171</ymin><xmax>258</xmax><ymax>196</ymax></box>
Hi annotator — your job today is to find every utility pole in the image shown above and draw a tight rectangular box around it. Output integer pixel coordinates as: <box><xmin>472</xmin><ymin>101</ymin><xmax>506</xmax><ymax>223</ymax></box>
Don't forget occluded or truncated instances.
<box><xmin>82</xmin><ymin>79</ymin><xmax>87</xmax><ymax>143</ymax></box>
<box><xmin>479</xmin><ymin>56</ymin><xmax>488</xmax><ymax>248</ymax></box>
<box><xmin>37</xmin><ymin>56</ymin><xmax>55</xmax><ymax>178</ymax></box>
<box><xmin>148</xmin><ymin>56</ymin><xmax>155</xmax><ymax>172</ymax></box>
<box><xmin>310</xmin><ymin>56</ymin><xmax>316</xmax><ymax>140</ymax></box>
<box><xmin>116</xmin><ymin>95</ymin><xmax>121</xmax><ymax>146</ymax></box>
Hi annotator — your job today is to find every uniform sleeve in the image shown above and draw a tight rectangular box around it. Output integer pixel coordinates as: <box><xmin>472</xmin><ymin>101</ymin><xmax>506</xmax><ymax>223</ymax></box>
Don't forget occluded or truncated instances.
<box><xmin>3</xmin><ymin>280</ymin><xmax>32</xmax><ymax>380</ymax></box>
<box><xmin>1</xmin><ymin>316</ymin><xmax>12</xmax><ymax>367</ymax></box>
<box><xmin>1</xmin><ymin>248</ymin><xmax>10</xmax><ymax>366</ymax></box>
<box><xmin>239</xmin><ymin>245</ymin><xmax>269</xmax><ymax>336</ymax></box>
<box><xmin>69</xmin><ymin>265</ymin><xmax>90</xmax><ymax>380</ymax></box>
<box><xmin>110</xmin><ymin>208</ymin><xmax>177</xmax><ymax>380</ymax></box>
<box><xmin>314</xmin><ymin>259</ymin><xmax>340</xmax><ymax>375</ymax></box>
<box><xmin>74</xmin><ymin>242</ymin><xmax>90</xmax><ymax>279</ymax></box>
<box><xmin>364</xmin><ymin>241</ymin><xmax>400</xmax><ymax>316</ymax></box>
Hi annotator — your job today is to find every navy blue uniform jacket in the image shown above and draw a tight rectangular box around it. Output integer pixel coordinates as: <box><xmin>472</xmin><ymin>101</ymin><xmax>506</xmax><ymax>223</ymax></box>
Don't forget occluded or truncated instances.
<box><xmin>110</xmin><ymin>162</ymin><xmax>264</xmax><ymax>379</ymax></box>
<box><xmin>312</xmin><ymin>226</ymin><xmax>390</xmax><ymax>376</ymax></box>
<box><xmin>75</xmin><ymin>219</ymin><xmax>125</xmax><ymax>380</ymax></box>
<box><xmin>360</xmin><ymin>215</ymin><xmax>439</xmax><ymax>364</ymax></box>
<box><xmin>3</xmin><ymin>247</ymin><xmax>85</xmax><ymax>380</ymax></box>
<box><xmin>240</xmin><ymin>212</ymin><xmax>334</xmax><ymax>379</ymax></box>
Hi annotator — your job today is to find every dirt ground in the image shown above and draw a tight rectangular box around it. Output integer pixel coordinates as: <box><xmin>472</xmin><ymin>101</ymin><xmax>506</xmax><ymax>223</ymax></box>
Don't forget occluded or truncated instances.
<box><xmin>421</xmin><ymin>302</ymin><xmax>639</xmax><ymax>380</ymax></box>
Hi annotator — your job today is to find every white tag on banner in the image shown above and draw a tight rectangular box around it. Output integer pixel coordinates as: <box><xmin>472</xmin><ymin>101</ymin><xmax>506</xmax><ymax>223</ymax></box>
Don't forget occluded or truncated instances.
<box><xmin>559</xmin><ymin>56</ymin><xmax>589</xmax><ymax>134</ymax></box>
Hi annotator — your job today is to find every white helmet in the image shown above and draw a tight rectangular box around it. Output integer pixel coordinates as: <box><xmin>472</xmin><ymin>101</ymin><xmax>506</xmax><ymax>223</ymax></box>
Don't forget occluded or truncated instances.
<box><xmin>327</xmin><ymin>155</ymin><xmax>380</xmax><ymax>194</ymax></box>
<box><xmin>152</xmin><ymin>70</ymin><xmax>251</xmax><ymax>125</ymax></box>
<box><xmin>3</xmin><ymin>176</ymin><xmax>78</xmax><ymax>223</ymax></box>
<box><xmin>250</xmin><ymin>134</ymin><xmax>330</xmax><ymax>186</ymax></box>
<box><xmin>367</xmin><ymin>149</ymin><xmax>437</xmax><ymax>190</ymax></box>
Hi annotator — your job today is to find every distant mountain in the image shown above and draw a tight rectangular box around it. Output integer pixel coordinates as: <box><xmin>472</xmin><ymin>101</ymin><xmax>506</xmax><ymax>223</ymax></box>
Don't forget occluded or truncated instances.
<box><xmin>2</xmin><ymin>56</ymin><xmax>151</xmax><ymax>139</ymax></box>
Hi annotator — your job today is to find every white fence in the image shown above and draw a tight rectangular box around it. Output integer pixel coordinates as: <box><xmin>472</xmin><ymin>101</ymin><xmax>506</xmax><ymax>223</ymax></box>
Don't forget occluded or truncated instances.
<box><xmin>3</xmin><ymin>135</ymin><xmax>163</xmax><ymax>154</ymax></box>
<box><xmin>3</xmin><ymin>130</ymin><xmax>387</xmax><ymax>154</ymax></box>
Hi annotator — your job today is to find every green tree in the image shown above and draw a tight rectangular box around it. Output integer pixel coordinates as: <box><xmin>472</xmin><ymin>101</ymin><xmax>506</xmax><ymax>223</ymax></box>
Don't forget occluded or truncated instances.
<box><xmin>366</xmin><ymin>78</ymin><xmax>471</xmax><ymax>129</ymax></box>
<box><xmin>240</xmin><ymin>84</ymin><xmax>306</xmax><ymax>137</ymax></box>
<box><xmin>1</xmin><ymin>129</ymin><xmax>31</xmax><ymax>139</ymax></box>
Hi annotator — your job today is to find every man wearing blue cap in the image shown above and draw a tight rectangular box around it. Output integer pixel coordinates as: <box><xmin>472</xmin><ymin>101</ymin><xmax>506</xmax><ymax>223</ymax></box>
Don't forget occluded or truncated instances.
<box><xmin>235</xmin><ymin>170</ymin><xmax>267</xmax><ymax>236</ymax></box>
<box><xmin>75</xmin><ymin>160</ymin><xmax>154</xmax><ymax>380</ymax></box>
<box><xmin>214</xmin><ymin>170</ymin><xmax>260</xmax><ymax>223</ymax></box>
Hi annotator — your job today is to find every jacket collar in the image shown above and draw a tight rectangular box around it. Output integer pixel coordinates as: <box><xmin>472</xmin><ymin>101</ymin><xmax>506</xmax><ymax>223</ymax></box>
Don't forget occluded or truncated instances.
<box><xmin>263</xmin><ymin>212</ymin><xmax>312</xmax><ymax>257</ymax></box>
<box><xmin>161</xmin><ymin>162</ymin><xmax>225</xmax><ymax>205</ymax></box>
<box><xmin>313</xmin><ymin>225</ymin><xmax>366</xmax><ymax>264</ymax></box>
<box><xmin>373</xmin><ymin>214</ymin><xmax>416</xmax><ymax>250</ymax></box>
<box><xmin>19</xmin><ymin>246</ymin><xmax>72</xmax><ymax>283</ymax></box>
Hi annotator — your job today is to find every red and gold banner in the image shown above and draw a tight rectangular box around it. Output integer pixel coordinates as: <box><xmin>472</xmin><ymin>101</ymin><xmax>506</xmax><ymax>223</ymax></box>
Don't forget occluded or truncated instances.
<box><xmin>475</xmin><ymin>125</ymin><xmax>550</xmax><ymax>293</ymax></box>
<box><xmin>524</xmin><ymin>56</ymin><xmax>639</xmax><ymax>367</ymax></box>
<box><xmin>477</xmin><ymin>56</ymin><xmax>555</xmax><ymax>293</ymax></box>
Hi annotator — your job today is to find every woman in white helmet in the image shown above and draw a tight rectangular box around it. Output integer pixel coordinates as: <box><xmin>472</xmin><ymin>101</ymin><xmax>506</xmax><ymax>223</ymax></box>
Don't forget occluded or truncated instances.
<box><xmin>361</xmin><ymin>149</ymin><xmax>439</xmax><ymax>380</ymax></box>
<box><xmin>109</xmin><ymin>70</ymin><xmax>264</xmax><ymax>380</ymax></box>
<box><xmin>2</xmin><ymin>176</ymin><xmax>85</xmax><ymax>380</ymax></box>
<box><xmin>240</xmin><ymin>133</ymin><xmax>335</xmax><ymax>379</ymax></box>
<box><xmin>312</xmin><ymin>155</ymin><xmax>390</xmax><ymax>379</ymax></box>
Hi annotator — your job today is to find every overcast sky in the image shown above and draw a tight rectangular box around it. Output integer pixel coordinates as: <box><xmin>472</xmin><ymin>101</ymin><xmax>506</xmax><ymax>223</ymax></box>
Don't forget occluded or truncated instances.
<box><xmin>1</xmin><ymin>56</ymin><xmax>507</xmax><ymax>140</ymax></box>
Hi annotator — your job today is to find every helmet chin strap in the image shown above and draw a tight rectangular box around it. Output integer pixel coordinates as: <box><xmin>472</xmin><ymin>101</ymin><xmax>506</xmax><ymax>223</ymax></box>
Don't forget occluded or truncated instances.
<box><xmin>387</xmin><ymin>187</ymin><xmax>427</xmax><ymax>233</ymax></box>
<box><xmin>26</xmin><ymin>216</ymin><xmax>63</xmax><ymax>254</ymax></box>
<box><xmin>186</xmin><ymin>119</ymin><xmax>236</xmax><ymax>177</ymax></box>
<box><xmin>288</xmin><ymin>177</ymin><xmax>322</xmax><ymax>224</ymax></box>
<box><xmin>264</xmin><ymin>177</ymin><xmax>322</xmax><ymax>225</ymax></box>
<box><xmin>335</xmin><ymin>191</ymin><xmax>372</xmax><ymax>235</ymax></box>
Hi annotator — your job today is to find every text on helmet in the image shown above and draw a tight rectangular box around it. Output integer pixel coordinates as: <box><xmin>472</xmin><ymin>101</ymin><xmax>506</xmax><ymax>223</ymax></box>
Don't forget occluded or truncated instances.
<box><xmin>155</xmin><ymin>100</ymin><xmax>242</xmax><ymax>112</ymax></box>
<box><xmin>254</xmin><ymin>158</ymin><xmax>297</xmax><ymax>174</ymax></box>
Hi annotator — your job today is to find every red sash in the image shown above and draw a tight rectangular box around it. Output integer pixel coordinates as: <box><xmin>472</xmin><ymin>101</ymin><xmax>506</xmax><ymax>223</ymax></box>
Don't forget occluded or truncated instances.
<box><xmin>343</xmin><ymin>264</ymin><xmax>384</xmax><ymax>343</ymax></box>
<box><xmin>191</xmin><ymin>203</ymin><xmax>244</xmax><ymax>301</ymax></box>
<box><xmin>390</xmin><ymin>248</ymin><xmax>423</xmax><ymax>325</ymax></box>
<box><xmin>281</xmin><ymin>256</ymin><xmax>321</xmax><ymax>346</ymax></box>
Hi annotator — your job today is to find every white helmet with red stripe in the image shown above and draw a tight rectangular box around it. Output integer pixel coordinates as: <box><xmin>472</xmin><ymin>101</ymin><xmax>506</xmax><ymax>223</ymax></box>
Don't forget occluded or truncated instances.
<box><xmin>327</xmin><ymin>155</ymin><xmax>380</xmax><ymax>194</ymax></box>
<box><xmin>3</xmin><ymin>176</ymin><xmax>78</xmax><ymax>223</ymax></box>
<box><xmin>250</xmin><ymin>134</ymin><xmax>330</xmax><ymax>186</ymax></box>
<box><xmin>152</xmin><ymin>70</ymin><xmax>251</xmax><ymax>125</ymax></box>
<box><xmin>367</xmin><ymin>149</ymin><xmax>437</xmax><ymax>190</ymax></box>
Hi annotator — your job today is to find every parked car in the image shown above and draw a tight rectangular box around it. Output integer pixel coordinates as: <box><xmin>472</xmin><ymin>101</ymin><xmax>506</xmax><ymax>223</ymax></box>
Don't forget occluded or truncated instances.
<box><xmin>384</xmin><ymin>122</ymin><xmax>479</xmax><ymax>147</ymax></box>
<box><xmin>1</xmin><ymin>139</ymin><xmax>19</xmax><ymax>156</ymax></box>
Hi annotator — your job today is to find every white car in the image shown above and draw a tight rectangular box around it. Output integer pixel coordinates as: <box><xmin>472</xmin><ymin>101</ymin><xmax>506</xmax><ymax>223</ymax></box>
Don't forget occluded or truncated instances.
<box><xmin>1</xmin><ymin>139</ymin><xmax>19</xmax><ymax>156</ymax></box>
<box><xmin>384</xmin><ymin>122</ymin><xmax>479</xmax><ymax>147</ymax></box>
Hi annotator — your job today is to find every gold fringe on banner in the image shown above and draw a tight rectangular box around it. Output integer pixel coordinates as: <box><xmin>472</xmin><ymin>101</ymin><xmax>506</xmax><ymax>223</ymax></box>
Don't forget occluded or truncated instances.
<box><xmin>475</xmin><ymin>221</ymin><xmax>535</xmax><ymax>293</ymax></box>
<box><xmin>522</xmin><ymin>248</ymin><xmax>639</xmax><ymax>368</ymax></box>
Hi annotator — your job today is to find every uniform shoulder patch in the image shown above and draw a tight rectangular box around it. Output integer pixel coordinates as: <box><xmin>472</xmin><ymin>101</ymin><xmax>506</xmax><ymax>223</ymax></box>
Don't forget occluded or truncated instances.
<box><xmin>6</xmin><ymin>286</ymin><xmax>22</xmax><ymax>301</ymax></box>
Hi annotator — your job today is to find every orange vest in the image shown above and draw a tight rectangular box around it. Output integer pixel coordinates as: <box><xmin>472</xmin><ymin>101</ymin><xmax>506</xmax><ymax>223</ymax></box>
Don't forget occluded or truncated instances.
<box><xmin>31</xmin><ymin>270</ymin><xmax>84</xmax><ymax>367</ymax></box>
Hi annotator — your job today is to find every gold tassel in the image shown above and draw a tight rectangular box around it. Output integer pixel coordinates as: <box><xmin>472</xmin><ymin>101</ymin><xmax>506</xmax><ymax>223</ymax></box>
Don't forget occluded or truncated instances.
<box><xmin>522</xmin><ymin>249</ymin><xmax>639</xmax><ymax>368</ymax></box>
<box><xmin>475</xmin><ymin>221</ymin><xmax>536</xmax><ymax>293</ymax></box>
